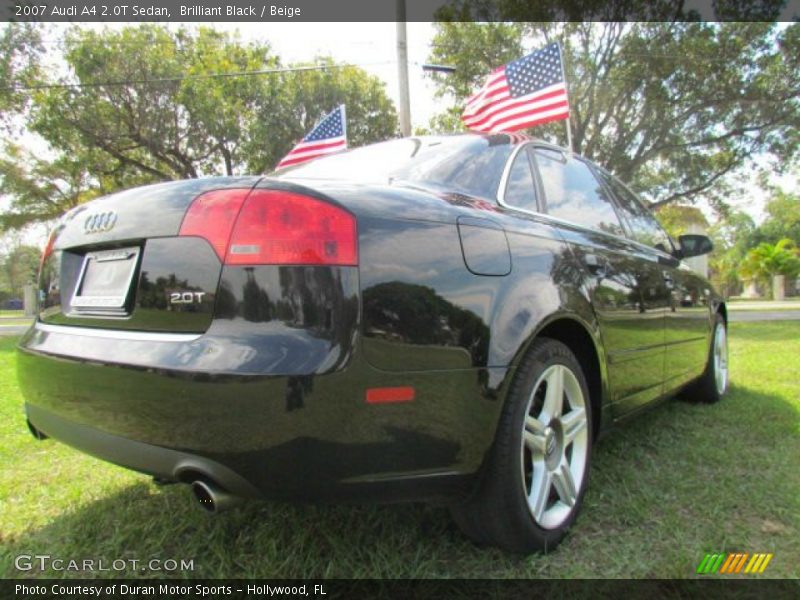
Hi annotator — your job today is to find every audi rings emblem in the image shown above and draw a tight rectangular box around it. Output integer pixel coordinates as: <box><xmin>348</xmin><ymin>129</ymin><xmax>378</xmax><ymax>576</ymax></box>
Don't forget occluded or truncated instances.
<box><xmin>84</xmin><ymin>211</ymin><xmax>118</xmax><ymax>234</ymax></box>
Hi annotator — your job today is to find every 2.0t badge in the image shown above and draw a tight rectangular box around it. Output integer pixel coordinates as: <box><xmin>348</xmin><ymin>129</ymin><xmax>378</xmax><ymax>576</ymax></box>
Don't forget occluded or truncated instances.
<box><xmin>169</xmin><ymin>291</ymin><xmax>206</xmax><ymax>304</ymax></box>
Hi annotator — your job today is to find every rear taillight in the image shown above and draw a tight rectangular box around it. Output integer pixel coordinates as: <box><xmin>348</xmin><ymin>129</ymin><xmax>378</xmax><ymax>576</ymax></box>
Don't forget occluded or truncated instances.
<box><xmin>179</xmin><ymin>189</ymin><xmax>251</xmax><ymax>260</ymax></box>
<box><xmin>227</xmin><ymin>190</ymin><xmax>357</xmax><ymax>266</ymax></box>
<box><xmin>180</xmin><ymin>188</ymin><xmax>358</xmax><ymax>266</ymax></box>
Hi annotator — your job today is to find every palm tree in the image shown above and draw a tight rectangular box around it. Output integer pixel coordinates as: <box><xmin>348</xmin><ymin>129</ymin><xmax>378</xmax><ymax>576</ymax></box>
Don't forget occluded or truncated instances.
<box><xmin>739</xmin><ymin>239</ymin><xmax>800</xmax><ymax>299</ymax></box>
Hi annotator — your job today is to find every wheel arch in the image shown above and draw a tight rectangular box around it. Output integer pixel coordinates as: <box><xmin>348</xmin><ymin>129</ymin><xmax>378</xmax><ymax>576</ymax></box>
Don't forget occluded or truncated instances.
<box><xmin>513</xmin><ymin>312</ymin><xmax>609</xmax><ymax>439</ymax></box>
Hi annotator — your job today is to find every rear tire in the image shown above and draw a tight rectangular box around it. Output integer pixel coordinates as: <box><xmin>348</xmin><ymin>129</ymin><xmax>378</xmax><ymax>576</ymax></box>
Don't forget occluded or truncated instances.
<box><xmin>681</xmin><ymin>313</ymin><xmax>728</xmax><ymax>404</ymax></box>
<box><xmin>451</xmin><ymin>338</ymin><xmax>593</xmax><ymax>554</ymax></box>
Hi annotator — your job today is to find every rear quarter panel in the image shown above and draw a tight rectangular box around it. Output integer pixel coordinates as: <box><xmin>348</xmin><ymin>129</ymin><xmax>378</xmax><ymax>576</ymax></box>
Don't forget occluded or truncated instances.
<box><xmin>327</xmin><ymin>183</ymin><xmax>600</xmax><ymax>378</ymax></box>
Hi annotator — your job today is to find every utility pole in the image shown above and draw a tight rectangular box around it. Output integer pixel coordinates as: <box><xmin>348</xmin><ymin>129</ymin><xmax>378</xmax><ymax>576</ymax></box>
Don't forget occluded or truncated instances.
<box><xmin>396</xmin><ymin>0</ymin><xmax>411</xmax><ymax>137</ymax></box>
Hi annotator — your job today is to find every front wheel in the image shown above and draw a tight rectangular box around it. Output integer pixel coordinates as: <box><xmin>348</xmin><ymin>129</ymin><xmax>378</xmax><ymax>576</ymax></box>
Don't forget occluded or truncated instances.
<box><xmin>451</xmin><ymin>338</ymin><xmax>593</xmax><ymax>554</ymax></box>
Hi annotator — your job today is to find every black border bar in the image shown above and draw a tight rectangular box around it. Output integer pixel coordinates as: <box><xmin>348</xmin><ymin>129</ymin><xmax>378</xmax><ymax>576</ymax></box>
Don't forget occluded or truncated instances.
<box><xmin>1</xmin><ymin>0</ymin><xmax>799</xmax><ymax>22</ymax></box>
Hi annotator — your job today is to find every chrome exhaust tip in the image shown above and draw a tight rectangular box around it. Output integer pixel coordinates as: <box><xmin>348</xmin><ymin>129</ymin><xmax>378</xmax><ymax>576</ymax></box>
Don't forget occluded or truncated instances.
<box><xmin>191</xmin><ymin>480</ymin><xmax>243</xmax><ymax>514</ymax></box>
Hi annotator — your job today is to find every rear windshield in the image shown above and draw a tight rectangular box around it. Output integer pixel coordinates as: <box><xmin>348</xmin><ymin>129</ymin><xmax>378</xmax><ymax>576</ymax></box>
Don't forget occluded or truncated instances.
<box><xmin>275</xmin><ymin>136</ymin><xmax>514</xmax><ymax>201</ymax></box>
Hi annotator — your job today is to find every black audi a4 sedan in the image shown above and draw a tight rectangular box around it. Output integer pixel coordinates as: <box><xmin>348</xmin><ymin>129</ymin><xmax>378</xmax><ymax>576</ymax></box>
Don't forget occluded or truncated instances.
<box><xmin>18</xmin><ymin>134</ymin><xmax>728</xmax><ymax>553</ymax></box>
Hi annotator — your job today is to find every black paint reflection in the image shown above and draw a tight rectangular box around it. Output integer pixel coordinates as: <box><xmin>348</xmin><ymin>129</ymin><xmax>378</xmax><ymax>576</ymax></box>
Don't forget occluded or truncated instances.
<box><xmin>363</xmin><ymin>281</ymin><xmax>490</xmax><ymax>369</ymax></box>
<box><xmin>217</xmin><ymin>266</ymin><xmax>358</xmax><ymax>338</ymax></box>
<box><xmin>138</xmin><ymin>272</ymin><xmax>204</xmax><ymax>311</ymax></box>
<box><xmin>214</xmin><ymin>425</ymin><xmax>461</xmax><ymax>499</ymax></box>
<box><xmin>213</xmin><ymin>265</ymin><xmax>360</xmax><ymax>375</ymax></box>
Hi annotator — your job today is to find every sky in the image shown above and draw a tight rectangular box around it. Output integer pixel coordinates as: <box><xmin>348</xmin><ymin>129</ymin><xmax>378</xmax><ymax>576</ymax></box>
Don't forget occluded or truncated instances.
<box><xmin>4</xmin><ymin>21</ymin><xmax>797</xmax><ymax>247</ymax></box>
<box><xmin>224</xmin><ymin>22</ymin><xmax>441</xmax><ymax>130</ymax></box>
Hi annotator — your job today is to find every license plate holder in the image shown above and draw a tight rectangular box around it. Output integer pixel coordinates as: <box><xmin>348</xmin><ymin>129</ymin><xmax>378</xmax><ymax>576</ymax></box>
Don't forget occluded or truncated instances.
<box><xmin>71</xmin><ymin>247</ymin><xmax>140</xmax><ymax>312</ymax></box>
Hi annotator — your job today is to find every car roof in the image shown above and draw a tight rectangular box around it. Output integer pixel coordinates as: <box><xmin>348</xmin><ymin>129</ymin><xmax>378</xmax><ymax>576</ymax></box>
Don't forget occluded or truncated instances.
<box><xmin>411</xmin><ymin>132</ymin><xmax>572</xmax><ymax>155</ymax></box>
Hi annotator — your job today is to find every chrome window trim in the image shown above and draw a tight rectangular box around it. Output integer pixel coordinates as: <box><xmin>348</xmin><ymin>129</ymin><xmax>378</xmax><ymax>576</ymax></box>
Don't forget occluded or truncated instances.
<box><xmin>496</xmin><ymin>143</ymin><xmax>532</xmax><ymax>208</ymax></box>
<box><xmin>34</xmin><ymin>321</ymin><xmax>202</xmax><ymax>343</ymax></box>
<box><xmin>496</xmin><ymin>141</ymin><xmax>570</xmax><ymax>209</ymax></box>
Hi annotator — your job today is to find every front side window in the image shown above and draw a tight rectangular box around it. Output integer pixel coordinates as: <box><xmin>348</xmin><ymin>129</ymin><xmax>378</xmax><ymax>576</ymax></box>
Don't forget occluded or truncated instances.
<box><xmin>502</xmin><ymin>149</ymin><xmax>537</xmax><ymax>212</ymax></box>
<box><xmin>599</xmin><ymin>171</ymin><xmax>673</xmax><ymax>253</ymax></box>
<box><xmin>534</xmin><ymin>150</ymin><xmax>624</xmax><ymax>236</ymax></box>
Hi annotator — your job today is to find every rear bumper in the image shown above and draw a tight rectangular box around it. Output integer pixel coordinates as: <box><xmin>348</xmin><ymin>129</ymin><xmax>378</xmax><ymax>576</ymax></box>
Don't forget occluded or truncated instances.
<box><xmin>25</xmin><ymin>403</ymin><xmax>261</xmax><ymax>498</ymax></box>
<box><xmin>18</xmin><ymin>321</ymin><xmax>508</xmax><ymax>503</ymax></box>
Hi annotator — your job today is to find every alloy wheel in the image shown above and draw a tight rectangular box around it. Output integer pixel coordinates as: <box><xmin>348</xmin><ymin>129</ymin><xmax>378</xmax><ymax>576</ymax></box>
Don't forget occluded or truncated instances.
<box><xmin>713</xmin><ymin>324</ymin><xmax>729</xmax><ymax>395</ymax></box>
<box><xmin>520</xmin><ymin>364</ymin><xmax>589</xmax><ymax>529</ymax></box>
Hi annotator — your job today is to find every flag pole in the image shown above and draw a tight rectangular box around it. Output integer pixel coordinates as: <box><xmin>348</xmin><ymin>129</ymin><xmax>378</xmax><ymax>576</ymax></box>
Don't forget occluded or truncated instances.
<box><xmin>340</xmin><ymin>104</ymin><xmax>348</xmax><ymax>148</ymax></box>
<box><xmin>557</xmin><ymin>41</ymin><xmax>574</xmax><ymax>155</ymax></box>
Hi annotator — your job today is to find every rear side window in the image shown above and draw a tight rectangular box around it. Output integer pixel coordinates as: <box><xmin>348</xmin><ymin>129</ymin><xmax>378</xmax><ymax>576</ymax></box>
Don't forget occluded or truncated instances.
<box><xmin>278</xmin><ymin>137</ymin><xmax>514</xmax><ymax>202</ymax></box>
<box><xmin>399</xmin><ymin>142</ymin><xmax>513</xmax><ymax>200</ymax></box>
<box><xmin>503</xmin><ymin>149</ymin><xmax>537</xmax><ymax>212</ymax></box>
<box><xmin>599</xmin><ymin>171</ymin><xmax>673</xmax><ymax>253</ymax></box>
<box><xmin>534</xmin><ymin>150</ymin><xmax>624</xmax><ymax>236</ymax></box>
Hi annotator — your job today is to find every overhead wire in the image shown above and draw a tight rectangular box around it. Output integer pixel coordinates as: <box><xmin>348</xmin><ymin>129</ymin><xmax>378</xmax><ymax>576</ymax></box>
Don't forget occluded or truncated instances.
<box><xmin>0</xmin><ymin>61</ymin><xmax>396</xmax><ymax>92</ymax></box>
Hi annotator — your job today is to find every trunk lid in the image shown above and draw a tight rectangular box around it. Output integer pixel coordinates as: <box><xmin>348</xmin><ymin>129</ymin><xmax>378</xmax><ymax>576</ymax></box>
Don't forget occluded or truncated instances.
<box><xmin>39</xmin><ymin>177</ymin><xmax>262</xmax><ymax>333</ymax></box>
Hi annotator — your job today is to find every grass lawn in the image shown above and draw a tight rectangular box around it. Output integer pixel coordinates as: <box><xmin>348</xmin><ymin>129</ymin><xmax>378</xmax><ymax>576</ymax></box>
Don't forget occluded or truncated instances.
<box><xmin>1</xmin><ymin>322</ymin><xmax>798</xmax><ymax>579</ymax></box>
<box><xmin>0</xmin><ymin>320</ymin><xmax>32</xmax><ymax>328</ymax></box>
<box><xmin>0</xmin><ymin>310</ymin><xmax>25</xmax><ymax>319</ymax></box>
<box><xmin>725</xmin><ymin>298</ymin><xmax>800</xmax><ymax>311</ymax></box>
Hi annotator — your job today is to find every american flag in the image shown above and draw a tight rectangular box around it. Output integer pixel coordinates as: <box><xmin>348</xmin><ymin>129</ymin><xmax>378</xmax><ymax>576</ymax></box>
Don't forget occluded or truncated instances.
<box><xmin>277</xmin><ymin>105</ymin><xmax>347</xmax><ymax>169</ymax></box>
<box><xmin>462</xmin><ymin>43</ymin><xmax>570</xmax><ymax>133</ymax></box>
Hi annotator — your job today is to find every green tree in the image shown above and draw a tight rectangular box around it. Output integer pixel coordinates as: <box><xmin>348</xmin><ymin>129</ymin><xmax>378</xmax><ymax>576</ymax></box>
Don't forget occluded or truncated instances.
<box><xmin>707</xmin><ymin>210</ymin><xmax>757</xmax><ymax>297</ymax></box>
<box><xmin>752</xmin><ymin>189</ymin><xmax>800</xmax><ymax>246</ymax></box>
<box><xmin>0</xmin><ymin>144</ymin><xmax>103</xmax><ymax>229</ymax></box>
<box><xmin>30</xmin><ymin>25</ymin><xmax>285</xmax><ymax>181</ymax></box>
<box><xmin>654</xmin><ymin>204</ymin><xmax>709</xmax><ymax>239</ymax></box>
<box><xmin>739</xmin><ymin>238</ymin><xmax>800</xmax><ymax>298</ymax></box>
<box><xmin>0</xmin><ymin>244</ymin><xmax>40</xmax><ymax>298</ymax></box>
<box><xmin>427</xmin><ymin>22</ymin><xmax>799</xmax><ymax>209</ymax></box>
<box><xmin>0</xmin><ymin>23</ymin><xmax>43</xmax><ymax>118</ymax></box>
<box><xmin>257</xmin><ymin>57</ymin><xmax>397</xmax><ymax>174</ymax></box>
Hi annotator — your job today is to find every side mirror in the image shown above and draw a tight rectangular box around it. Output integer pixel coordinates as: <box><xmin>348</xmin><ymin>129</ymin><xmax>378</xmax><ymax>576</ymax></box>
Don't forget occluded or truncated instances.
<box><xmin>677</xmin><ymin>234</ymin><xmax>713</xmax><ymax>259</ymax></box>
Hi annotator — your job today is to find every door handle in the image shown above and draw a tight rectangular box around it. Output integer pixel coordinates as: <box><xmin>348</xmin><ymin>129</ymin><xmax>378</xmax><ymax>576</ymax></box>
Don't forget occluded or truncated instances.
<box><xmin>585</xmin><ymin>254</ymin><xmax>608</xmax><ymax>277</ymax></box>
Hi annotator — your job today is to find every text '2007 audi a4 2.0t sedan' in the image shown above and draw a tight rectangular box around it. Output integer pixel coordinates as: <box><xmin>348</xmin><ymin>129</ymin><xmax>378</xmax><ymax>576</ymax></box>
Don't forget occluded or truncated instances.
<box><xmin>18</xmin><ymin>134</ymin><xmax>728</xmax><ymax>553</ymax></box>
